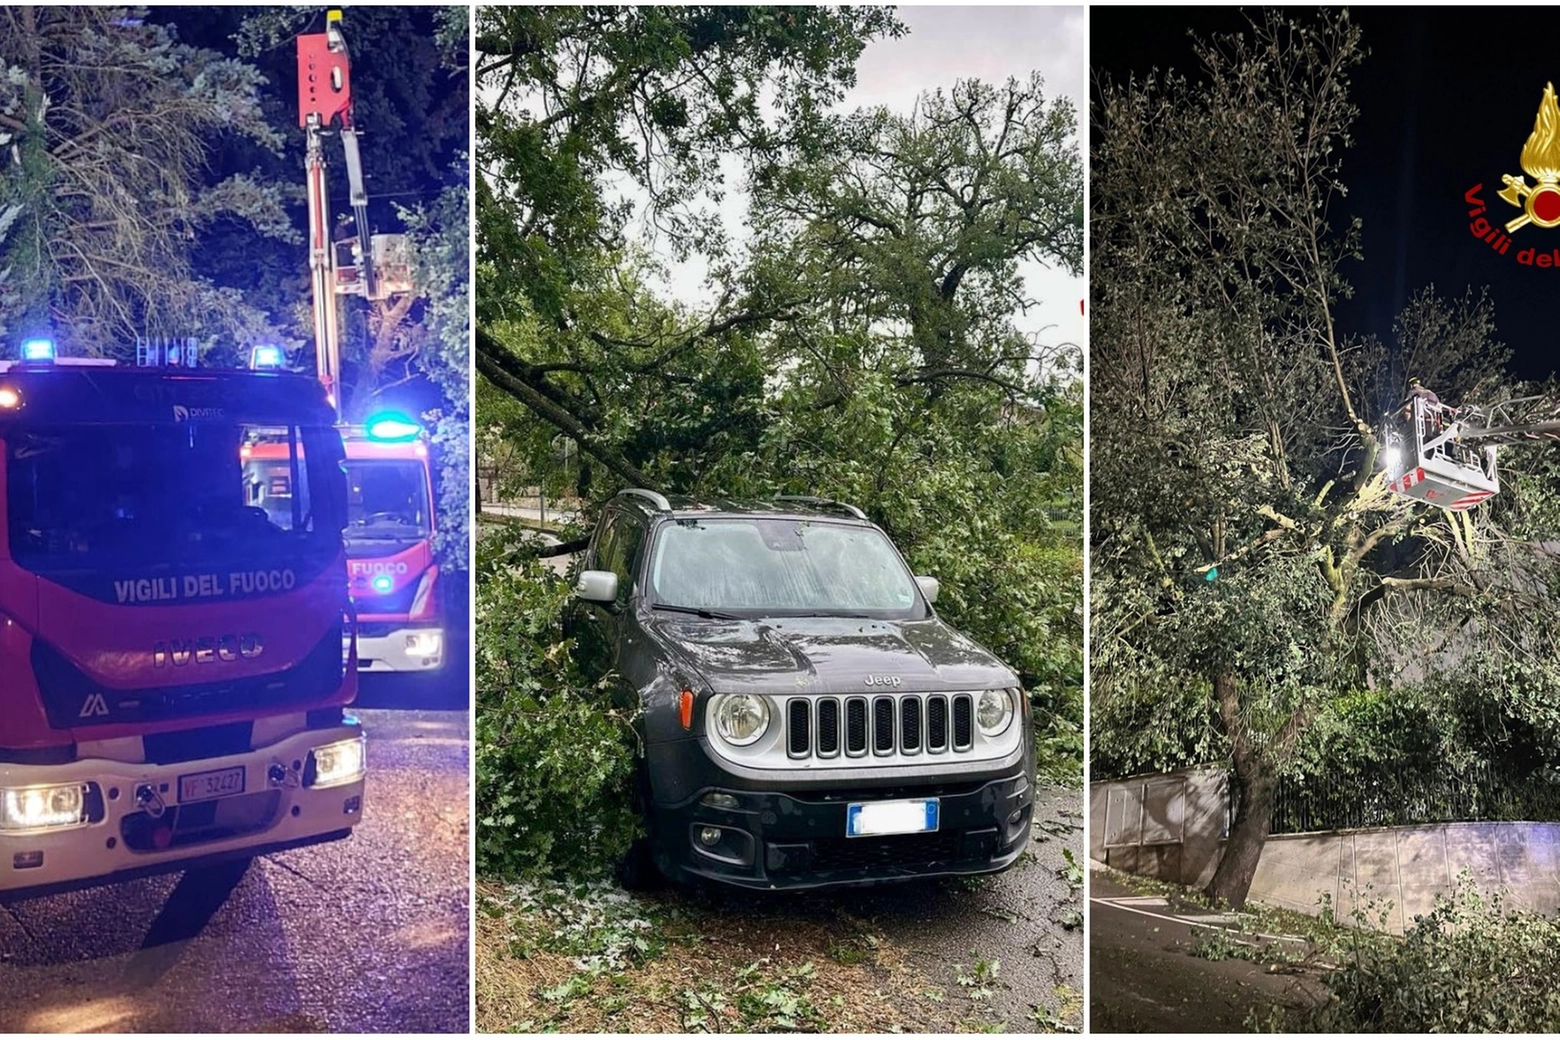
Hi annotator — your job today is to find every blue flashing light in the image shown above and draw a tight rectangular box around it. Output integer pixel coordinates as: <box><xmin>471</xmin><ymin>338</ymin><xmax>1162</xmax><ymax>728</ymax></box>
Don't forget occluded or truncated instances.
<box><xmin>250</xmin><ymin>344</ymin><xmax>286</xmax><ymax>369</ymax></box>
<box><xmin>364</xmin><ymin>411</ymin><xmax>422</xmax><ymax>442</ymax></box>
<box><xmin>372</xmin><ymin>574</ymin><xmax>395</xmax><ymax>594</ymax></box>
<box><xmin>20</xmin><ymin>338</ymin><xmax>55</xmax><ymax>362</ymax></box>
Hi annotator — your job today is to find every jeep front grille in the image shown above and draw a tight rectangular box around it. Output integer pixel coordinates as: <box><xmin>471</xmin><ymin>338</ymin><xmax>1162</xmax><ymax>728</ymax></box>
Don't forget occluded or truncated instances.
<box><xmin>786</xmin><ymin>694</ymin><xmax>974</xmax><ymax>760</ymax></box>
<box><xmin>787</xmin><ymin>699</ymin><xmax>811</xmax><ymax>756</ymax></box>
<box><xmin>845</xmin><ymin>698</ymin><xmax>868</xmax><ymax>755</ymax></box>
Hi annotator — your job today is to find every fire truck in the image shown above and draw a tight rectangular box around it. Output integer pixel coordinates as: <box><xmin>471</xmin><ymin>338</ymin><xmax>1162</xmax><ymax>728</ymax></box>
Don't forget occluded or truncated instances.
<box><xmin>245</xmin><ymin>410</ymin><xmax>442</xmax><ymax>672</ymax></box>
<box><xmin>0</xmin><ymin>340</ymin><xmax>364</xmax><ymax>898</ymax></box>
<box><xmin>290</xmin><ymin>11</ymin><xmax>444</xmax><ymax>673</ymax></box>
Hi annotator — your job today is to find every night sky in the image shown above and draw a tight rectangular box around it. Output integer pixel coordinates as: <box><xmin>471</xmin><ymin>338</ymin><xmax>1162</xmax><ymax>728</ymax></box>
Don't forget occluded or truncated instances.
<box><xmin>1093</xmin><ymin>7</ymin><xmax>1560</xmax><ymax>382</ymax></box>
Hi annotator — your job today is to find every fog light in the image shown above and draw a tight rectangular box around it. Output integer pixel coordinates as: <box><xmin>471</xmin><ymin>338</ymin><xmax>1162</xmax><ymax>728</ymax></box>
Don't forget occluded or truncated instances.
<box><xmin>306</xmin><ymin>736</ymin><xmax>365</xmax><ymax>789</ymax></box>
<box><xmin>701</xmin><ymin>792</ymin><xmax>740</xmax><ymax>809</ymax></box>
<box><xmin>405</xmin><ymin>631</ymin><xmax>442</xmax><ymax>656</ymax></box>
<box><xmin>698</xmin><ymin>826</ymin><xmax>722</xmax><ymax>847</ymax></box>
<box><xmin>12</xmin><ymin>851</ymin><xmax>44</xmax><ymax>870</ymax></box>
<box><xmin>0</xmin><ymin>784</ymin><xmax>87</xmax><ymax>832</ymax></box>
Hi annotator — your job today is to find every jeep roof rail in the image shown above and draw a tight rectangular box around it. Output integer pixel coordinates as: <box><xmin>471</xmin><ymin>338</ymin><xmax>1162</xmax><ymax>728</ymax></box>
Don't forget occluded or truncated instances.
<box><xmin>775</xmin><ymin>494</ymin><xmax>867</xmax><ymax>520</ymax></box>
<box><xmin>617</xmin><ymin>487</ymin><xmax>672</xmax><ymax>512</ymax></box>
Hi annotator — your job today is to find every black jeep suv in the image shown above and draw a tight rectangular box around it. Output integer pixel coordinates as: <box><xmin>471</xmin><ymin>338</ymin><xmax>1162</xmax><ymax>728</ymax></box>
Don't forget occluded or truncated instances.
<box><xmin>568</xmin><ymin>489</ymin><xmax>1035</xmax><ymax>889</ymax></box>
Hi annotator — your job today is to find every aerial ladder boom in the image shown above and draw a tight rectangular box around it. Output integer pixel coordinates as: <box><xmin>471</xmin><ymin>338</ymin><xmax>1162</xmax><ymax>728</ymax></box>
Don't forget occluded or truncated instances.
<box><xmin>296</xmin><ymin>9</ymin><xmax>411</xmax><ymax>419</ymax></box>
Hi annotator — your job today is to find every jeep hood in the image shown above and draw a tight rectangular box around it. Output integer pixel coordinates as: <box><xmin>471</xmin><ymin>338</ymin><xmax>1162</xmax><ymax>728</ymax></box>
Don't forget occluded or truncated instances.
<box><xmin>646</xmin><ymin>614</ymin><xmax>1018</xmax><ymax>696</ymax></box>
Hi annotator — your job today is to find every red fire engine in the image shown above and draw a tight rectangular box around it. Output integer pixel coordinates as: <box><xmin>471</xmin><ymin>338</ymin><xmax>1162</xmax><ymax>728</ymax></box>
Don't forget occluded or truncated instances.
<box><xmin>0</xmin><ymin>343</ymin><xmax>364</xmax><ymax>897</ymax></box>
<box><xmin>289</xmin><ymin>10</ymin><xmax>444</xmax><ymax>672</ymax></box>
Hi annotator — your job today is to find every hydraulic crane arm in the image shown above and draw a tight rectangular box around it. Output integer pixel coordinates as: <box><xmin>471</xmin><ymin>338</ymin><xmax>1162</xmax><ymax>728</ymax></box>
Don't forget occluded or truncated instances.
<box><xmin>1442</xmin><ymin>394</ymin><xmax>1560</xmax><ymax>446</ymax></box>
<box><xmin>297</xmin><ymin>9</ymin><xmax>377</xmax><ymax>418</ymax></box>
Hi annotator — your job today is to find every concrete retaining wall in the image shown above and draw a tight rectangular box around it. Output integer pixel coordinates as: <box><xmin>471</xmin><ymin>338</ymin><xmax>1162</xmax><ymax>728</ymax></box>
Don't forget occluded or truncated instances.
<box><xmin>1248</xmin><ymin>822</ymin><xmax>1560</xmax><ymax>932</ymax></box>
<box><xmin>1091</xmin><ymin>770</ymin><xmax>1560</xmax><ymax>933</ymax></box>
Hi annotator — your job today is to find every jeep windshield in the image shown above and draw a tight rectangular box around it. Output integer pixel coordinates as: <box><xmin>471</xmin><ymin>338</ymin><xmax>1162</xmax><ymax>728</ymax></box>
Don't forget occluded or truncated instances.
<box><xmin>6</xmin><ymin>422</ymin><xmax>343</xmax><ymax>573</ymax></box>
<box><xmin>647</xmin><ymin>517</ymin><xmax>928</xmax><ymax>619</ymax></box>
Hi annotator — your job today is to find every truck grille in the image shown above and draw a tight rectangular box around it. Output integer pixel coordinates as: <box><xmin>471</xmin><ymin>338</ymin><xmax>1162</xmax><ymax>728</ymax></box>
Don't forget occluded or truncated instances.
<box><xmin>786</xmin><ymin>694</ymin><xmax>974</xmax><ymax>760</ymax></box>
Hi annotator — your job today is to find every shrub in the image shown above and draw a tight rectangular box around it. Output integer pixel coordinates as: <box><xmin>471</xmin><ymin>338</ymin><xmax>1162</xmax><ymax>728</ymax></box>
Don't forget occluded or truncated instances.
<box><xmin>1311</xmin><ymin>877</ymin><xmax>1560</xmax><ymax>1032</ymax></box>
<box><xmin>474</xmin><ymin>529</ymin><xmax>641</xmax><ymax>878</ymax></box>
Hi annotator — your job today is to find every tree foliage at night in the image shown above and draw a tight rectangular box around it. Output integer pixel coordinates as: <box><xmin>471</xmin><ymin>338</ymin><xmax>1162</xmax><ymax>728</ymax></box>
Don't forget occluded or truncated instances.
<box><xmin>1091</xmin><ymin>9</ymin><xmax>1560</xmax><ymax>908</ymax></box>
<box><xmin>0</xmin><ymin>6</ymin><xmax>471</xmax><ymax>568</ymax></box>
<box><xmin>0</xmin><ymin>6</ymin><xmax>292</xmax><ymax>352</ymax></box>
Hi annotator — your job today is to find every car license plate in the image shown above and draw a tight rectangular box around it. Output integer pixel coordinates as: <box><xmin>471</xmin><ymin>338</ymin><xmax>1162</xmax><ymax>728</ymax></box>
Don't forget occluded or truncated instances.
<box><xmin>178</xmin><ymin>766</ymin><xmax>245</xmax><ymax>804</ymax></box>
<box><xmin>847</xmin><ymin>798</ymin><xmax>939</xmax><ymax>837</ymax></box>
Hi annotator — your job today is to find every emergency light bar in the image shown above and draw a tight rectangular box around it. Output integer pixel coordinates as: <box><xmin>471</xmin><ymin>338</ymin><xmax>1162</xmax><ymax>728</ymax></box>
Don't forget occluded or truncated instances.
<box><xmin>363</xmin><ymin>412</ymin><xmax>421</xmax><ymax>442</ymax></box>
<box><xmin>250</xmin><ymin>344</ymin><xmax>287</xmax><ymax>369</ymax></box>
<box><xmin>19</xmin><ymin>339</ymin><xmax>54</xmax><ymax>362</ymax></box>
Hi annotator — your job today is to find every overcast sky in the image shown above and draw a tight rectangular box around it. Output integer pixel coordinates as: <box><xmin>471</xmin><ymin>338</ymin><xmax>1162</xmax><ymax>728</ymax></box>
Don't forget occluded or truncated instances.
<box><xmin>637</xmin><ymin>5</ymin><xmax>1088</xmax><ymax>355</ymax></box>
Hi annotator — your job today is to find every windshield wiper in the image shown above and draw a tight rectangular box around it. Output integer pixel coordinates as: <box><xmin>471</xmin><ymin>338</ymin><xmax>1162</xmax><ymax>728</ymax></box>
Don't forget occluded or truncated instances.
<box><xmin>650</xmin><ymin>603</ymin><xmax>742</xmax><ymax>620</ymax></box>
<box><xmin>787</xmin><ymin>611</ymin><xmax>875</xmax><ymax>618</ymax></box>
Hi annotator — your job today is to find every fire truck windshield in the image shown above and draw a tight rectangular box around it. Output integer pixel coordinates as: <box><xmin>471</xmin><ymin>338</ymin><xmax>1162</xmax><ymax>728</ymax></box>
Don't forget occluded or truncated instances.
<box><xmin>6</xmin><ymin>423</ymin><xmax>344</xmax><ymax>572</ymax></box>
<box><xmin>343</xmin><ymin>460</ymin><xmax>431</xmax><ymax>544</ymax></box>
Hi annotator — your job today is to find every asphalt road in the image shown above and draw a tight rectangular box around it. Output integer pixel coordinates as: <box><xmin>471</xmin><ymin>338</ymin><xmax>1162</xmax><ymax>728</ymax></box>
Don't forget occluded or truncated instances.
<box><xmin>1089</xmin><ymin>871</ymin><xmax>1325</xmax><ymax>1032</ymax></box>
<box><xmin>0</xmin><ymin>693</ymin><xmax>470</xmax><ymax>1033</ymax></box>
<box><xmin>670</xmin><ymin>787</ymin><xmax>1086</xmax><ymax>1031</ymax></box>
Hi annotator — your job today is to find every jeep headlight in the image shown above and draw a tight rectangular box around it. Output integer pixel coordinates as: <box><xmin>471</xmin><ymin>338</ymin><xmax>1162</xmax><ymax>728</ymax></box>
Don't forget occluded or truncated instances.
<box><xmin>712</xmin><ymin>693</ymin><xmax>771</xmax><ymax>746</ymax></box>
<box><xmin>976</xmin><ymin>688</ymin><xmax>1015</xmax><ymax>737</ymax></box>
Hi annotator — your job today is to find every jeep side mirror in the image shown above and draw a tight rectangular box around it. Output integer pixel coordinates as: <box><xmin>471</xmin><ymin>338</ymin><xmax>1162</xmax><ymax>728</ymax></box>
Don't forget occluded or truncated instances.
<box><xmin>576</xmin><ymin>569</ymin><xmax>619</xmax><ymax>604</ymax></box>
<box><xmin>915</xmin><ymin>576</ymin><xmax>940</xmax><ymax>605</ymax></box>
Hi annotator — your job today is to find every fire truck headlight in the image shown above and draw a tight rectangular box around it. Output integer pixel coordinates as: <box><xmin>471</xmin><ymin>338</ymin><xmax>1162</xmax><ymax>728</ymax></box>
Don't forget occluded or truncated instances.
<box><xmin>0</xmin><ymin>386</ymin><xmax>20</xmax><ymax>409</ymax></box>
<box><xmin>405</xmin><ymin>631</ymin><xmax>442</xmax><ymax>656</ymax></box>
<box><xmin>306</xmin><ymin>736</ymin><xmax>365</xmax><ymax>789</ymax></box>
<box><xmin>0</xmin><ymin>784</ymin><xmax>87</xmax><ymax>832</ymax></box>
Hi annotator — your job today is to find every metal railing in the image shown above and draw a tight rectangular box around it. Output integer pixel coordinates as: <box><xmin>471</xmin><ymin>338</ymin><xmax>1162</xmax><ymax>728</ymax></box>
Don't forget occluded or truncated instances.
<box><xmin>1270</xmin><ymin>763</ymin><xmax>1560</xmax><ymax>835</ymax></box>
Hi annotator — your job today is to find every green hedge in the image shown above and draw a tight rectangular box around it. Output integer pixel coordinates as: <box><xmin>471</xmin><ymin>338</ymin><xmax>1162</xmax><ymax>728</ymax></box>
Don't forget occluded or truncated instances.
<box><xmin>474</xmin><ymin>531</ymin><xmax>640</xmax><ymax>879</ymax></box>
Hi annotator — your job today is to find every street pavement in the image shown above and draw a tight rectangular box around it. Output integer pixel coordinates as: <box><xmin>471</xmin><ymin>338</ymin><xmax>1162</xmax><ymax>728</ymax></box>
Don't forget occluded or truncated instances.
<box><xmin>479</xmin><ymin>505</ymin><xmax>572</xmax><ymax>576</ymax></box>
<box><xmin>672</xmin><ymin>787</ymin><xmax>1086</xmax><ymax>1031</ymax></box>
<box><xmin>0</xmin><ymin>697</ymin><xmax>470</xmax><ymax>1033</ymax></box>
<box><xmin>1089</xmin><ymin>869</ymin><xmax>1325</xmax><ymax>1032</ymax></box>
<box><xmin>479</xmin><ymin>501</ymin><xmax>580</xmax><ymax>527</ymax></box>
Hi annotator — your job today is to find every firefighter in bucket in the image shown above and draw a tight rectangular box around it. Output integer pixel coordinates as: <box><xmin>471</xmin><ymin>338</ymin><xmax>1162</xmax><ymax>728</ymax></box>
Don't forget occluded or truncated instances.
<box><xmin>1402</xmin><ymin>377</ymin><xmax>1447</xmax><ymax>447</ymax></box>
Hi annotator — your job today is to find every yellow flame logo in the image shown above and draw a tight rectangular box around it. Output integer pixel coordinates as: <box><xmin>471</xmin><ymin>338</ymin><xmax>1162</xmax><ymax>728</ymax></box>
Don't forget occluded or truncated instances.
<box><xmin>1498</xmin><ymin>83</ymin><xmax>1560</xmax><ymax>231</ymax></box>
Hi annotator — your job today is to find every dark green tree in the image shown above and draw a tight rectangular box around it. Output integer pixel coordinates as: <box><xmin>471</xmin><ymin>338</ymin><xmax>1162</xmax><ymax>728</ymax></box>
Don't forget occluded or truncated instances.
<box><xmin>0</xmin><ymin>5</ymin><xmax>292</xmax><ymax>353</ymax></box>
<box><xmin>1091</xmin><ymin>10</ymin><xmax>1560</xmax><ymax>908</ymax></box>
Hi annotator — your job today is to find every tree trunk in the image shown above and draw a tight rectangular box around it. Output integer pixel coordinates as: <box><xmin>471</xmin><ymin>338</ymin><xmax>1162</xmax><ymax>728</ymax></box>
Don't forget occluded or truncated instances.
<box><xmin>1204</xmin><ymin>665</ymin><xmax>1278</xmax><ymax>910</ymax></box>
<box><xmin>1204</xmin><ymin>751</ymin><xmax>1277</xmax><ymax>910</ymax></box>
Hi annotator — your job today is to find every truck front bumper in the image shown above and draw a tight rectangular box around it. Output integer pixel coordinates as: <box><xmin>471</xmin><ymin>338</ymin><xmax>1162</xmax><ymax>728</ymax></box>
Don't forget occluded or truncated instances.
<box><xmin>0</xmin><ymin>720</ymin><xmax>364</xmax><ymax>899</ymax></box>
<box><xmin>353</xmin><ymin>624</ymin><xmax>444</xmax><ymax>672</ymax></box>
<box><xmin>650</xmin><ymin>768</ymin><xmax>1034</xmax><ymax>890</ymax></box>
